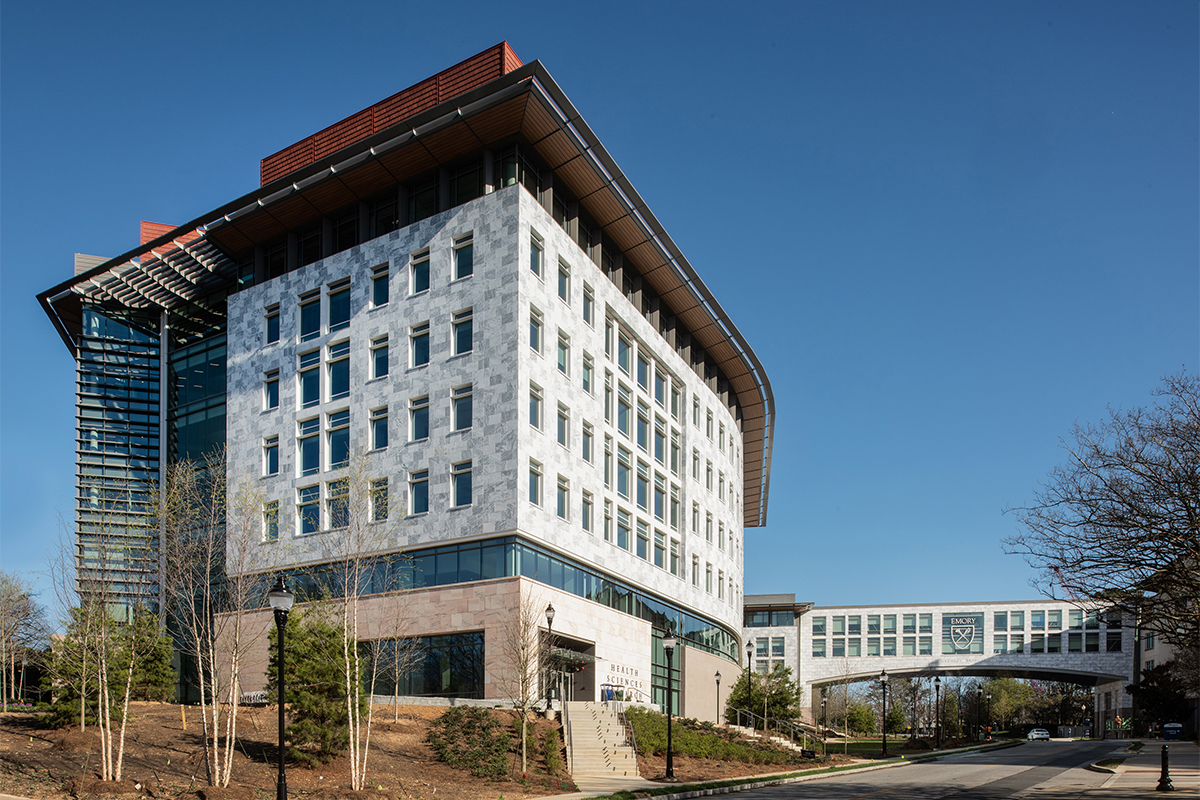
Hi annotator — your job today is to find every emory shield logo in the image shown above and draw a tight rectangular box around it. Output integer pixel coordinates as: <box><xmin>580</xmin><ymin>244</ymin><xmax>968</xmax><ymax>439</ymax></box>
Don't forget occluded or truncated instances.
<box><xmin>951</xmin><ymin>624</ymin><xmax>975</xmax><ymax>650</ymax></box>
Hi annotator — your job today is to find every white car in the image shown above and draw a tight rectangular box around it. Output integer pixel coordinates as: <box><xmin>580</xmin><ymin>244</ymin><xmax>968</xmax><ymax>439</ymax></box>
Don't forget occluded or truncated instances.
<box><xmin>1027</xmin><ymin>728</ymin><xmax>1051</xmax><ymax>740</ymax></box>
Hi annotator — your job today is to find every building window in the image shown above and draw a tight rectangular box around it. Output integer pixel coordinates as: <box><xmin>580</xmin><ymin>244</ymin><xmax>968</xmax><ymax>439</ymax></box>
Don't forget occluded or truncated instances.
<box><xmin>556</xmin><ymin>476</ymin><xmax>570</xmax><ymax>519</ymax></box>
<box><xmin>692</xmin><ymin>449</ymin><xmax>700</xmax><ymax>480</ymax></box>
<box><xmin>529</xmin><ymin>460</ymin><xmax>543</xmax><ymax>505</ymax></box>
<box><xmin>1145</xmin><ymin>632</ymin><xmax>1155</xmax><ymax>650</ymax></box>
<box><xmin>530</xmin><ymin>308</ymin><xmax>543</xmax><ymax>353</ymax></box>
<box><xmin>371</xmin><ymin>479</ymin><xmax>388</xmax><ymax>522</ymax></box>
<box><xmin>264</xmin><ymin>371</ymin><xmax>279</xmax><ymax>410</ymax></box>
<box><xmin>636</xmin><ymin>402</ymin><xmax>650</xmax><ymax>451</ymax></box>
<box><xmin>529</xmin><ymin>384</ymin><xmax>543</xmax><ymax>429</ymax></box>
<box><xmin>654</xmin><ymin>530</ymin><xmax>665</xmax><ymax>568</ymax></box>
<box><xmin>655</xmin><ymin>372</ymin><xmax>666</xmax><ymax>408</ymax></box>
<box><xmin>452</xmin><ymin>308</ymin><xmax>473</xmax><ymax>356</ymax></box>
<box><xmin>618</xmin><ymin>384</ymin><xmax>632</xmax><ymax>438</ymax></box>
<box><xmin>372</xmin><ymin>266</ymin><xmax>389</xmax><ymax>308</ymax></box>
<box><xmin>582</xmin><ymin>353</ymin><xmax>594</xmax><ymax>394</ymax></box>
<box><xmin>617</xmin><ymin>334</ymin><xmax>632</xmax><ymax>375</ymax></box>
<box><xmin>557</xmin><ymin>404</ymin><xmax>570</xmax><ymax>448</ymax></box>
<box><xmin>636</xmin><ymin>461</ymin><xmax>649</xmax><ymax>511</ymax></box>
<box><xmin>452</xmin><ymin>461</ymin><xmax>473</xmax><ymax>508</ymax></box>
<box><xmin>1010</xmin><ymin>634</ymin><xmax>1024</xmax><ymax>654</ymax></box>
<box><xmin>298</xmin><ymin>418</ymin><xmax>319</xmax><ymax>476</ymax></box>
<box><xmin>582</xmin><ymin>422</ymin><xmax>594</xmax><ymax>462</ymax></box>
<box><xmin>692</xmin><ymin>397</ymin><xmax>700</xmax><ymax>428</ymax></box>
<box><xmin>327</xmin><ymin>478</ymin><xmax>349</xmax><ymax>528</ymax></box>
<box><xmin>263</xmin><ymin>436</ymin><xmax>279</xmax><ymax>476</ymax></box>
<box><xmin>265</xmin><ymin>305</ymin><xmax>280</xmax><ymax>344</ymax></box>
<box><xmin>328</xmin><ymin>340</ymin><xmax>350</xmax><ymax>400</ymax></box>
<box><xmin>411</xmin><ymin>252</ymin><xmax>430</xmax><ymax>295</ymax></box>
<box><xmin>670</xmin><ymin>538</ymin><xmax>680</xmax><ymax>576</ymax></box>
<box><xmin>453</xmin><ymin>233</ymin><xmax>473</xmax><ymax>280</ymax></box>
<box><xmin>298</xmin><ymin>485</ymin><xmax>320</xmax><ymax>535</ymax></box>
<box><xmin>327</xmin><ymin>410</ymin><xmax>350</xmax><ymax>470</ymax></box>
<box><xmin>452</xmin><ymin>384</ymin><xmax>473</xmax><ymax>431</ymax></box>
<box><xmin>706</xmin><ymin>513</ymin><xmax>713</xmax><ymax>543</ymax></box>
<box><xmin>299</xmin><ymin>293</ymin><xmax>320</xmax><ymax>341</ymax></box>
<box><xmin>994</xmin><ymin>635</ymin><xmax>1008</xmax><ymax>655</ymax></box>
<box><xmin>706</xmin><ymin>461</ymin><xmax>713</xmax><ymax>491</ymax></box>
<box><xmin>558</xmin><ymin>263</ymin><xmax>570</xmax><ymax>303</ymax></box>
<box><xmin>706</xmin><ymin>410</ymin><xmax>714</xmax><ymax>440</ymax></box>
<box><xmin>691</xmin><ymin>556</ymin><xmax>700</xmax><ymax>586</ymax></box>
<box><xmin>410</xmin><ymin>396</ymin><xmax>429</xmax><ymax>441</ymax></box>
<box><xmin>1069</xmin><ymin>609</ymin><xmax>1083</xmax><ymax>629</ymax></box>
<box><xmin>557</xmin><ymin>333</ymin><xmax>570</xmax><ymax>376</ymax></box>
<box><xmin>654</xmin><ymin>418</ymin><xmax>666</xmax><ymax>464</ymax></box>
<box><xmin>582</xmin><ymin>491</ymin><xmax>593</xmax><ymax>532</ymax></box>
<box><xmin>1010</xmin><ymin>610</ymin><xmax>1024</xmax><ymax>629</ymax></box>
<box><xmin>604</xmin><ymin>435</ymin><xmax>613</xmax><ymax>488</ymax></box>
<box><xmin>530</xmin><ymin>232</ymin><xmax>543</xmax><ymax>278</ymax></box>
<box><xmin>1048</xmin><ymin>610</ymin><xmax>1063</xmax><ymax>630</ymax></box>
<box><xmin>371</xmin><ymin>407</ymin><xmax>388</xmax><ymax>450</ymax></box>
<box><xmin>637</xmin><ymin>356</ymin><xmax>650</xmax><ymax>392</ymax></box>
<box><xmin>617</xmin><ymin>509</ymin><xmax>631</xmax><ymax>550</ymax></box>
<box><xmin>1107</xmin><ymin>632</ymin><xmax>1122</xmax><ymax>652</ymax></box>
<box><xmin>299</xmin><ymin>351</ymin><xmax>320</xmax><ymax>408</ymax></box>
<box><xmin>328</xmin><ymin>280</ymin><xmax>350</xmax><ymax>332</ymax></box>
<box><xmin>409</xmin><ymin>469</ymin><xmax>429</xmax><ymax>515</ymax></box>
<box><xmin>705</xmin><ymin>563</ymin><xmax>713</xmax><ymax>593</ymax></box>
<box><xmin>670</xmin><ymin>431</ymin><xmax>680</xmax><ymax>476</ymax></box>
<box><xmin>263</xmin><ymin>501</ymin><xmax>279</xmax><ymax>541</ymax></box>
<box><xmin>1031</xmin><ymin>610</ymin><xmax>1045</xmax><ymax>630</ymax></box>
<box><xmin>371</xmin><ymin>336</ymin><xmax>389</xmax><ymax>379</ymax></box>
<box><xmin>636</xmin><ymin>520</ymin><xmax>649</xmax><ymax>560</ymax></box>
<box><xmin>813</xmin><ymin>639</ymin><xmax>826</xmax><ymax>658</ymax></box>
<box><xmin>583</xmin><ymin>283</ymin><xmax>594</xmax><ymax>325</ymax></box>
<box><xmin>617</xmin><ymin>446</ymin><xmax>631</xmax><ymax>500</ymax></box>
<box><xmin>671</xmin><ymin>387</ymin><xmax>681</xmax><ymax>421</ymax></box>
<box><xmin>410</xmin><ymin>322</ymin><xmax>430</xmax><ymax>367</ymax></box>
<box><xmin>604</xmin><ymin>500</ymin><xmax>613</xmax><ymax>542</ymax></box>
<box><xmin>653</xmin><ymin>474</ymin><xmax>666</xmax><ymax>521</ymax></box>
<box><xmin>605</xmin><ymin>370</ymin><xmax>613</xmax><ymax>423</ymax></box>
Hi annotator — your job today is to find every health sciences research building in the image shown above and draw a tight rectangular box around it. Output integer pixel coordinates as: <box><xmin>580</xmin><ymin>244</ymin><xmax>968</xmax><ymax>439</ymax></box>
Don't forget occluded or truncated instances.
<box><xmin>40</xmin><ymin>44</ymin><xmax>774</xmax><ymax>718</ymax></box>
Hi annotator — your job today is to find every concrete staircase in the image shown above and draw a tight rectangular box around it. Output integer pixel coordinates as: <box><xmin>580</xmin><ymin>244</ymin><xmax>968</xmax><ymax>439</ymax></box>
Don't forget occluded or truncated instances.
<box><xmin>564</xmin><ymin>701</ymin><xmax>639</xmax><ymax>779</ymax></box>
<box><xmin>725</xmin><ymin>723</ymin><xmax>813</xmax><ymax>754</ymax></box>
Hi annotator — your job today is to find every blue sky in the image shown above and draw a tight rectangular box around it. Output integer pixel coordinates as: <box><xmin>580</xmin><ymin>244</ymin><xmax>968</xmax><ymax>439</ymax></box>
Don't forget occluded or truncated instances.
<box><xmin>2</xmin><ymin>1</ymin><xmax>1197</xmax><ymax>618</ymax></box>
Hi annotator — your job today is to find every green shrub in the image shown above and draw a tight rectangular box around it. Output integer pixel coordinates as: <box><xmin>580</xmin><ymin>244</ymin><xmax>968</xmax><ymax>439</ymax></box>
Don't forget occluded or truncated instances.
<box><xmin>427</xmin><ymin>706</ymin><xmax>512</xmax><ymax>779</ymax></box>
<box><xmin>542</xmin><ymin>729</ymin><xmax>562</xmax><ymax>776</ymax></box>
<box><xmin>625</xmin><ymin>707</ymin><xmax>813</xmax><ymax>766</ymax></box>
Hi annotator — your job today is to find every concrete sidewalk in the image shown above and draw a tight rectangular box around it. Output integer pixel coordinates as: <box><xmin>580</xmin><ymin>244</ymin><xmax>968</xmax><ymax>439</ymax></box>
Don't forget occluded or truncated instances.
<box><xmin>1087</xmin><ymin>739</ymin><xmax>1199</xmax><ymax>796</ymax></box>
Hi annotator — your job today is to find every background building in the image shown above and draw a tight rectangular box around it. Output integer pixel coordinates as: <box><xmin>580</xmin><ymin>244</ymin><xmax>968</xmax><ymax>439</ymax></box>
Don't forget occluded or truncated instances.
<box><xmin>39</xmin><ymin>43</ymin><xmax>774</xmax><ymax>715</ymax></box>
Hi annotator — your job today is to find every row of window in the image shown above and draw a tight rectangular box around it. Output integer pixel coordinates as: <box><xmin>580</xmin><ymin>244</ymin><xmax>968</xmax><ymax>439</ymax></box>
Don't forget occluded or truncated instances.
<box><xmin>262</xmin><ymin>385</ymin><xmax>474</xmax><ymax>478</ymax></box>
<box><xmin>751</xmin><ymin>636</ymin><xmax>787</xmax><ymax>673</ymax></box>
<box><xmin>810</xmin><ymin>609</ymin><xmax>1121</xmax><ymax>636</ymax></box>
<box><xmin>263</xmin><ymin>236</ymin><xmax>474</xmax><ymax>346</ymax></box>
<box><xmin>810</xmin><ymin>631</ymin><xmax>1124</xmax><ymax>657</ymax></box>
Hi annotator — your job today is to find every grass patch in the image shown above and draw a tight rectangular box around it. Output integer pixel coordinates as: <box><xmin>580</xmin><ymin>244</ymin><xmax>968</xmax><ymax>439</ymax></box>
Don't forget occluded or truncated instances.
<box><xmin>1128</xmin><ymin>741</ymin><xmax>1144</xmax><ymax>752</ymax></box>
<box><xmin>1096</xmin><ymin>758</ymin><xmax>1125</xmax><ymax>768</ymax></box>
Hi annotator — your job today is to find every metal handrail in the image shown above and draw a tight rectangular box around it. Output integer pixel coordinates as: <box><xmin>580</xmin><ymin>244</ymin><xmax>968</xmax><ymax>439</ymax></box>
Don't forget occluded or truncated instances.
<box><xmin>617</xmin><ymin>703</ymin><xmax>639</xmax><ymax>755</ymax></box>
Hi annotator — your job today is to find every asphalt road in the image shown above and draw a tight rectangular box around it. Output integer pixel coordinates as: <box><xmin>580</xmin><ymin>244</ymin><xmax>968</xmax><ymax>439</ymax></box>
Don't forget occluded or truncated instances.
<box><xmin>733</xmin><ymin>740</ymin><xmax>1117</xmax><ymax>799</ymax></box>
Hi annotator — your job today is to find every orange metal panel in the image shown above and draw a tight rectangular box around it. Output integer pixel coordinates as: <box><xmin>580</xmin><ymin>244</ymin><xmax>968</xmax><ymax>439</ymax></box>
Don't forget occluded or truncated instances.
<box><xmin>580</xmin><ymin>188</ymin><xmax>626</xmax><ymax>227</ymax></box>
<box><xmin>519</xmin><ymin>98</ymin><xmax>561</xmax><ymax>143</ymax></box>
<box><xmin>557</xmin><ymin>156</ymin><xmax>606</xmax><ymax>200</ymax></box>
<box><xmin>532</xmin><ymin>129</ymin><xmax>578</xmax><ymax>169</ymax></box>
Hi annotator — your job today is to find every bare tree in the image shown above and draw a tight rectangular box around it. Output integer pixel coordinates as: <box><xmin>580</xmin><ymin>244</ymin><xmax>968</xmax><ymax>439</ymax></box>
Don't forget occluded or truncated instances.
<box><xmin>494</xmin><ymin>586</ymin><xmax>545</xmax><ymax>775</ymax></box>
<box><xmin>161</xmin><ymin>449</ymin><xmax>271</xmax><ymax>787</ymax></box>
<box><xmin>0</xmin><ymin>571</ymin><xmax>48</xmax><ymax>710</ymax></box>
<box><xmin>1006</xmin><ymin>372</ymin><xmax>1200</xmax><ymax>650</ymax></box>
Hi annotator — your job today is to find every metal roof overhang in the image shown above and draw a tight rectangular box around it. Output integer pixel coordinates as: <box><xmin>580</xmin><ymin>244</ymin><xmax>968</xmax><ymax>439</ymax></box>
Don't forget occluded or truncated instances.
<box><xmin>38</xmin><ymin>61</ymin><xmax>774</xmax><ymax>527</ymax></box>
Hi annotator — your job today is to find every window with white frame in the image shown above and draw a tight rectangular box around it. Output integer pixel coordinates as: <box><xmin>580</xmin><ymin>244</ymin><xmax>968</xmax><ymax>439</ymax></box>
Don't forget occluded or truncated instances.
<box><xmin>451</xmin><ymin>461</ymin><xmax>473</xmax><ymax>507</ymax></box>
<box><xmin>530</xmin><ymin>231</ymin><xmax>543</xmax><ymax>278</ymax></box>
<box><xmin>582</xmin><ymin>491</ymin><xmax>593</xmax><ymax>532</ymax></box>
<box><xmin>370</xmin><ymin>336</ymin><xmax>389</xmax><ymax>379</ymax></box>
<box><xmin>692</xmin><ymin>449</ymin><xmax>700</xmax><ymax>480</ymax></box>
<box><xmin>453</xmin><ymin>233</ymin><xmax>474</xmax><ymax>280</ymax></box>
<box><xmin>636</xmin><ymin>520</ymin><xmax>649</xmax><ymax>560</ymax></box>
<box><xmin>707</xmin><ymin>409</ymin><xmax>714</xmax><ymax>439</ymax></box>
<box><xmin>670</xmin><ymin>430</ymin><xmax>680</xmax><ymax>475</ymax></box>
<box><xmin>298</xmin><ymin>485</ymin><xmax>320</xmax><ymax>534</ymax></box>
<box><xmin>605</xmin><ymin>370</ymin><xmax>613</xmax><ymax>422</ymax></box>
<box><xmin>452</xmin><ymin>384</ymin><xmax>473</xmax><ymax>431</ymax></box>
<box><xmin>410</xmin><ymin>322</ymin><xmax>430</xmax><ymax>367</ymax></box>
<box><xmin>328</xmin><ymin>280</ymin><xmax>350</xmax><ymax>332</ymax></box>
<box><xmin>604</xmin><ymin>499</ymin><xmax>613</xmax><ymax>542</ymax></box>
<box><xmin>327</xmin><ymin>410</ymin><xmax>350</xmax><ymax>470</ymax></box>
<box><xmin>617</xmin><ymin>446</ymin><xmax>632</xmax><ymax>500</ymax></box>
<box><xmin>371</xmin><ymin>265</ymin><xmax>389</xmax><ymax>308</ymax></box>
<box><xmin>655</xmin><ymin>372</ymin><xmax>666</xmax><ymax>407</ymax></box>
<box><xmin>371</xmin><ymin>407</ymin><xmax>388</xmax><ymax>450</ymax></box>
<box><xmin>265</xmin><ymin>304</ymin><xmax>280</xmax><ymax>344</ymax></box>
<box><xmin>582</xmin><ymin>421</ymin><xmax>594</xmax><ymax>462</ymax></box>
<box><xmin>653</xmin><ymin>473</ymin><xmax>666</xmax><ymax>522</ymax></box>
<box><xmin>371</xmin><ymin>478</ymin><xmax>388</xmax><ymax>522</ymax></box>
<box><xmin>706</xmin><ymin>513</ymin><xmax>713</xmax><ymax>543</ymax></box>
<box><xmin>617</xmin><ymin>334</ymin><xmax>631</xmax><ymax>375</ymax></box>
<box><xmin>452</xmin><ymin>308</ymin><xmax>473</xmax><ymax>356</ymax></box>
<box><xmin>691</xmin><ymin>556</ymin><xmax>700</xmax><ymax>586</ymax></box>
<box><xmin>556</xmin><ymin>476</ymin><xmax>570</xmax><ymax>519</ymax></box>
<box><xmin>654</xmin><ymin>530</ymin><xmax>665</xmax><ymax>569</ymax></box>
<box><xmin>263</xmin><ymin>436</ymin><xmax>279</xmax><ymax>476</ymax></box>
<box><xmin>264</xmin><ymin>501</ymin><xmax>280</xmax><ymax>541</ymax></box>
<box><xmin>410</xmin><ymin>395</ymin><xmax>429</xmax><ymax>441</ymax></box>
<box><xmin>529</xmin><ymin>460</ymin><xmax>543</xmax><ymax>505</ymax></box>
<box><xmin>298</xmin><ymin>418</ymin><xmax>319</xmax><ymax>477</ymax></box>
<box><xmin>670</xmin><ymin>538</ymin><xmax>680</xmax><ymax>576</ymax></box>
<box><xmin>654</xmin><ymin>417</ymin><xmax>666</xmax><ymax>464</ymax></box>
<box><xmin>582</xmin><ymin>283</ymin><xmax>594</xmax><ymax>325</ymax></box>
<box><xmin>410</xmin><ymin>251</ymin><xmax>430</xmax><ymax>294</ymax></box>
<box><xmin>636</xmin><ymin>401</ymin><xmax>650</xmax><ymax>451</ymax></box>
<box><xmin>327</xmin><ymin>478</ymin><xmax>349</xmax><ymax>529</ymax></box>
<box><xmin>529</xmin><ymin>383</ymin><xmax>543</xmax><ymax>429</ymax></box>
<box><xmin>328</xmin><ymin>340</ymin><xmax>350</xmax><ymax>401</ymax></box>
<box><xmin>529</xmin><ymin>307</ymin><xmax>543</xmax><ymax>353</ymax></box>
<box><xmin>557</xmin><ymin>262</ymin><xmax>570</xmax><ymax>303</ymax></box>
<box><xmin>557</xmin><ymin>332</ymin><xmax>570</xmax><ymax>376</ymax></box>
<box><xmin>557</xmin><ymin>404</ymin><xmax>570</xmax><ymax>448</ymax></box>
<box><xmin>409</xmin><ymin>469</ymin><xmax>429</xmax><ymax>514</ymax></box>
<box><xmin>617</xmin><ymin>509</ymin><xmax>631</xmax><ymax>550</ymax></box>
<box><xmin>604</xmin><ymin>435</ymin><xmax>613</xmax><ymax>488</ymax></box>
<box><xmin>299</xmin><ymin>351</ymin><xmax>320</xmax><ymax>409</ymax></box>
<box><xmin>299</xmin><ymin>292</ymin><xmax>320</xmax><ymax>342</ymax></box>
<box><xmin>637</xmin><ymin>355</ymin><xmax>650</xmax><ymax>392</ymax></box>
<box><xmin>636</xmin><ymin>461</ymin><xmax>649</xmax><ymax>512</ymax></box>
<box><xmin>582</xmin><ymin>353</ymin><xmax>594</xmax><ymax>394</ymax></box>
<box><xmin>264</xmin><ymin>370</ymin><xmax>280</xmax><ymax>410</ymax></box>
<box><xmin>706</xmin><ymin>563</ymin><xmax>713</xmax><ymax>593</ymax></box>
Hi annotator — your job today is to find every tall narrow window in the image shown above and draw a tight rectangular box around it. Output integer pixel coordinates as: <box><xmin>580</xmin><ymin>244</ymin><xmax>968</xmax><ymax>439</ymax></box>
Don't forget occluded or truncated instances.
<box><xmin>327</xmin><ymin>478</ymin><xmax>349</xmax><ymax>528</ymax></box>
<box><xmin>328</xmin><ymin>280</ymin><xmax>350</xmax><ymax>332</ymax></box>
<box><xmin>371</xmin><ymin>479</ymin><xmax>389</xmax><ymax>522</ymax></box>
<box><xmin>371</xmin><ymin>336</ymin><xmax>389</xmax><ymax>379</ymax></box>
<box><xmin>299</xmin><ymin>351</ymin><xmax>320</xmax><ymax>408</ymax></box>
<box><xmin>654</xmin><ymin>530</ymin><xmax>665</xmax><ymax>569</ymax></box>
<box><xmin>529</xmin><ymin>384</ymin><xmax>543</xmax><ymax>429</ymax></box>
<box><xmin>604</xmin><ymin>500</ymin><xmax>613</xmax><ymax>542</ymax></box>
<box><xmin>582</xmin><ymin>422</ymin><xmax>594</xmax><ymax>462</ymax></box>
<box><xmin>298</xmin><ymin>418</ymin><xmax>319</xmax><ymax>476</ymax></box>
<box><xmin>264</xmin><ymin>501</ymin><xmax>280</xmax><ymax>541</ymax></box>
<box><xmin>453</xmin><ymin>233</ymin><xmax>474</xmax><ymax>280</ymax></box>
<box><xmin>452</xmin><ymin>308</ymin><xmax>473</xmax><ymax>356</ymax></box>
<box><xmin>636</xmin><ymin>461</ymin><xmax>649</xmax><ymax>511</ymax></box>
<box><xmin>655</xmin><ymin>372</ymin><xmax>666</xmax><ymax>407</ymax></box>
<box><xmin>371</xmin><ymin>407</ymin><xmax>388</xmax><ymax>450</ymax></box>
<box><xmin>604</xmin><ymin>435</ymin><xmax>613</xmax><ymax>488</ymax></box>
<box><xmin>557</xmin><ymin>263</ymin><xmax>570</xmax><ymax>303</ymax></box>
<box><xmin>410</xmin><ymin>322</ymin><xmax>430</xmax><ymax>367</ymax></box>
<box><xmin>452</xmin><ymin>461</ymin><xmax>473</xmax><ymax>507</ymax></box>
<box><xmin>264</xmin><ymin>370</ymin><xmax>279</xmax><ymax>410</ymax></box>
<box><xmin>263</xmin><ymin>436</ymin><xmax>279</xmax><ymax>476</ymax></box>
<box><xmin>556</xmin><ymin>476</ymin><xmax>570</xmax><ymax>519</ymax></box>
<box><xmin>582</xmin><ymin>353</ymin><xmax>594</xmax><ymax>394</ymax></box>
<box><xmin>411</xmin><ymin>252</ymin><xmax>430</xmax><ymax>294</ymax></box>
<box><xmin>371</xmin><ymin>266</ymin><xmax>389</xmax><ymax>308</ymax></box>
<box><xmin>636</xmin><ymin>402</ymin><xmax>650</xmax><ymax>451</ymax></box>
<box><xmin>298</xmin><ymin>486</ymin><xmax>320</xmax><ymax>534</ymax></box>
<box><xmin>327</xmin><ymin>410</ymin><xmax>350</xmax><ymax>470</ymax></box>
<box><xmin>636</xmin><ymin>521</ymin><xmax>649</xmax><ymax>559</ymax></box>
<box><xmin>617</xmin><ymin>446</ymin><xmax>632</xmax><ymax>500</ymax></box>
<box><xmin>528</xmin><ymin>460</ymin><xmax>542</xmax><ymax>505</ymax></box>
<box><xmin>530</xmin><ymin>232</ymin><xmax>543</xmax><ymax>277</ymax></box>
<box><xmin>452</xmin><ymin>384</ymin><xmax>473</xmax><ymax>431</ymax></box>
<box><xmin>557</xmin><ymin>333</ymin><xmax>570</xmax><ymax>376</ymax></box>
<box><xmin>529</xmin><ymin>308</ymin><xmax>543</xmax><ymax>353</ymax></box>
<box><xmin>410</xmin><ymin>396</ymin><xmax>429</xmax><ymax>441</ymax></box>
<box><xmin>637</xmin><ymin>356</ymin><xmax>650</xmax><ymax>392</ymax></box>
<box><xmin>582</xmin><ymin>491</ymin><xmax>593</xmax><ymax>532</ymax></box>
<box><xmin>618</xmin><ymin>335</ymin><xmax>631</xmax><ymax>375</ymax></box>
<box><xmin>653</xmin><ymin>473</ymin><xmax>666</xmax><ymax>521</ymax></box>
<box><xmin>618</xmin><ymin>384</ymin><xmax>632</xmax><ymax>437</ymax></box>
<box><xmin>582</xmin><ymin>283</ymin><xmax>594</xmax><ymax>325</ymax></box>
<box><xmin>654</xmin><ymin>418</ymin><xmax>666</xmax><ymax>464</ymax></box>
<box><xmin>265</xmin><ymin>305</ymin><xmax>280</xmax><ymax>344</ymax></box>
<box><xmin>299</xmin><ymin>293</ymin><xmax>320</xmax><ymax>341</ymax></box>
<box><xmin>671</xmin><ymin>387</ymin><xmax>681</xmax><ymax>421</ymax></box>
<box><xmin>617</xmin><ymin>510</ymin><xmax>631</xmax><ymax>550</ymax></box>
<box><xmin>328</xmin><ymin>340</ymin><xmax>350</xmax><ymax>400</ymax></box>
<box><xmin>409</xmin><ymin>469</ymin><xmax>429</xmax><ymax>514</ymax></box>
<box><xmin>557</xmin><ymin>404</ymin><xmax>570</xmax><ymax>448</ymax></box>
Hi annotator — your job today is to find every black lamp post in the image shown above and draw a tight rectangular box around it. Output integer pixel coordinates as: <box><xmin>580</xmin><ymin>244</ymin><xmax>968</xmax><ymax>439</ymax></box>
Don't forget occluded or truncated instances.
<box><xmin>975</xmin><ymin>686</ymin><xmax>983</xmax><ymax>742</ymax></box>
<box><xmin>715</xmin><ymin>671</ymin><xmax>721</xmax><ymax>725</ymax></box>
<box><xmin>879</xmin><ymin>670</ymin><xmax>889</xmax><ymax>757</ymax></box>
<box><xmin>744</xmin><ymin>640</ymin><xmax>753</xmax><ymax>729</ymax></box>
<box><xmin>268</xmin><ymin>577</ymin><xmax>294</xmax><ymax>800</ymax></box>
<box><xmin>934</xmin><ymin>676</ymin><xmax>942</xmax><ymax>749</ymax></box>
<box><xmin>985</xmin><ymin>692</ymin><xmax>992</xmax><ymax>740</ymax></box>
<box><xmin>545</xmin><ymin>603</ymin><xmax>556</xmax><ymax>711</ymax></box>
<box><xmin>821</xmin><ymin>697</ymin><xmax>827</xmax><ymax>756</ymax></box>
<box><xmin>663</xmin><ymin>629</ymin><xmax>677</xmax><ymax>780</ymax></box>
